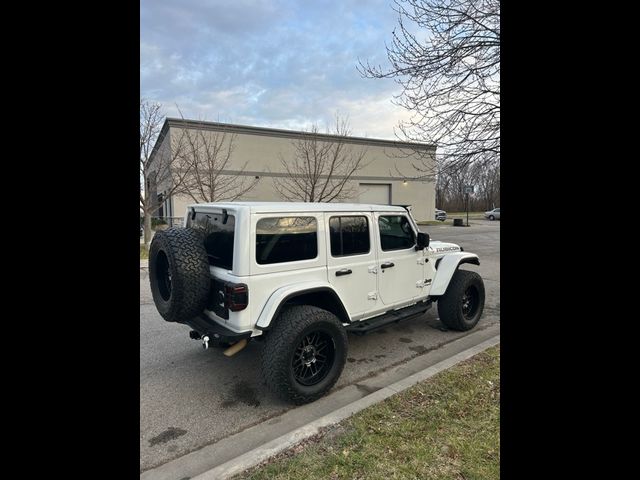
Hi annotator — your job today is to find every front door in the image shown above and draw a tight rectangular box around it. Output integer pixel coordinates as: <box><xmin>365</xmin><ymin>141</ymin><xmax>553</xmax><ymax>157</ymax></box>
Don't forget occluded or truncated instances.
<box><xmin>326</xmin><ymin>213</ymin><xmax>379</xmax><ymax>319</ymax></box>
<box><xmin>375</xmin><ymin>213</ymin><xmax>423</xmax><ymax>307</ymax></box>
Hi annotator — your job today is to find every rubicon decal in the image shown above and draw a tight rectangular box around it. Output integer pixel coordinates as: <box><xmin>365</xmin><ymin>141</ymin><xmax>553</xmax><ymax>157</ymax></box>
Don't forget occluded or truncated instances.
<box><xmin>435</xmin><ymin>246</ymin><xmax>460</xmax><ymax>252</ymax></box>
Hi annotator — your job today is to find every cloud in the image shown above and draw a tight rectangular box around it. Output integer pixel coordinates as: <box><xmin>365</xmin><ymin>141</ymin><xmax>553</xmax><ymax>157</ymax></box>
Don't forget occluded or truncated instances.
<box><xmin>141</xmin><ymin>0</ymin><xmax>410</xmax><ymax>139</ymax></box>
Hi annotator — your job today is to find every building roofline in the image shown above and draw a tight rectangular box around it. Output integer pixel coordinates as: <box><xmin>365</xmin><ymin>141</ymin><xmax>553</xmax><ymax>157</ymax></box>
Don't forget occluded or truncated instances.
<box><xmin>148</xmin><ymin>118</ymin><xmax>172</xmax><ymax>163</ymax></box>
<box><xmin>163</xmin><ymin>118</ymin><xmax>437</xmax><ymax>151</ymax></box>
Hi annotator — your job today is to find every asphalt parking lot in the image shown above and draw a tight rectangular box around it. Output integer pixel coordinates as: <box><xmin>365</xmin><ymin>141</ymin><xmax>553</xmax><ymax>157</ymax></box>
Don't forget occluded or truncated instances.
<box><xmin>140</xmin><ymin>220</ymin><xmax>500</xmax><ymax>473</ymax></box>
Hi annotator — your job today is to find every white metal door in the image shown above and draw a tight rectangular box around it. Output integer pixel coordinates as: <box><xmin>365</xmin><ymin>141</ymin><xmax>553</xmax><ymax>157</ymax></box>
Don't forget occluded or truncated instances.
<box><xmin>358</xmin><ymin>183</ymin><xmax>390</xmax><ymax>205</ymax></box>
<box><xmin>326</xmin><ymin>213</ymin><xmax>379</xmax><ymax>319</ymax></box>
<box><xmin>374</xmin><ymin>213</ymin><xmax>423</xmax><ymax>307</ymax></box>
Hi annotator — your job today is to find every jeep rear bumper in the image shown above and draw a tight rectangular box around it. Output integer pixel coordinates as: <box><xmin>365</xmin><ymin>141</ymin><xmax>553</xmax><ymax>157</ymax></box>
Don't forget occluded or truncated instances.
<box><xmin>182</xmin><ymin>314</ymin><xmax>253</xmax><ymax>345</ymax></box>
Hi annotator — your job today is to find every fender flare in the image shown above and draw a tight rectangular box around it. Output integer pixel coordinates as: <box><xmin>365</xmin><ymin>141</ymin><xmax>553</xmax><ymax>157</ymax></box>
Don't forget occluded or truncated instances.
<box><xmin>255</xmin><ymin>281</ymin><xmax>350</xmax><ymax>330</ymax></box>
<box><xmin>429</xmin><ymin>253</ymin><xmax>480</xmax><ymax>296</ymax></box>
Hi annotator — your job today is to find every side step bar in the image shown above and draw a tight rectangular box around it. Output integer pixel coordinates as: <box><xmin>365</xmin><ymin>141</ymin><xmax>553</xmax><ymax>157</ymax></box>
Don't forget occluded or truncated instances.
<box><xmin>345</xmin><ymin>300</ymin><xmax>433</xmax><ymax>335</ymax></box>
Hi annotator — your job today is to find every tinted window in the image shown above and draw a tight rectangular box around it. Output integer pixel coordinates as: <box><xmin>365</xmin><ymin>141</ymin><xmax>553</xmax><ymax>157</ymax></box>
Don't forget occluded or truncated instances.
<box><xmin>329</xmin><ymin>216</ymin><xmax>370</xmax><ymax>256</ymax></box>
<box><xmin>378</xmin><ymin>215</ymin><xmax>415</xmax><ymax>251</ymax></box>
<box><xmin>187</xmin><ymin>212</ymin><xmax>235</xmax><ymax>269</ymax></box>
<box><xmin>256</xmin><ymin>217</ymin><xmax>318</xmax><ymax>264</ymax></box>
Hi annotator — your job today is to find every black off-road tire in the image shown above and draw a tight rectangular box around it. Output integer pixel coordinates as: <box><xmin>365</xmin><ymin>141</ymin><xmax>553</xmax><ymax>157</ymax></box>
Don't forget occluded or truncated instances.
<box><xmin>149</xmin><ymin>227</ymin><xmax>210</xmax><ymax>324</ymax></box>
<box><xmin>261</xmin><ymin>305</ymin><xmax>348</xmax><ymax>405</ymax></box>
<box><xmin>438</xmin><ymin>269</ymin><xmax>485</xmax><ymax>331</ymax></box>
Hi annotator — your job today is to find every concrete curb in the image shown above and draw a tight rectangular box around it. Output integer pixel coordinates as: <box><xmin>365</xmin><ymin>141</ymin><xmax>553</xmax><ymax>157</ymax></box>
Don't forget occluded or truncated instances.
<box><xmin>192</xmin><ymin>334</ymin><xmax>500</xmax><ymax>480</ymax></box>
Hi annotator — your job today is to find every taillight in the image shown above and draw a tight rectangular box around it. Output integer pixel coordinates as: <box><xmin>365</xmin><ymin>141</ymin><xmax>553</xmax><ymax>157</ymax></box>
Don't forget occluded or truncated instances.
<box><xmin>224</xmin><ymin>283</ymin><xmax>248</xmax><ymax>312</ymax></box>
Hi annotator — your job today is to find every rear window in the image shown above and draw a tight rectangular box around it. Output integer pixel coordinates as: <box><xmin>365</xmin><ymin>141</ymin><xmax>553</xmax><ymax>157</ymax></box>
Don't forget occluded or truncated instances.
<box><xmin>329</xmin><ymin>216</ymin><xmax>370</xmax><ymax>256</ymax></box>
<box><xmin>187</xmin><ymin>212</ymin><xmax>235</xmax><ymax>270</ymax></box>
<box><xmin>256</xmin><ymin>216</ymin><xmax>317</xmax><ymax>265</ymax></box>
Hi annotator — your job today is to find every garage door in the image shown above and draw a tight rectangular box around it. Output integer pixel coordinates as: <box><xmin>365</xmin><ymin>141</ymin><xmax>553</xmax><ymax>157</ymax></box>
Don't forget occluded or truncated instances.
<box><xmin>358</xmin><ymin>183</ymin><xmax>390</xmax><ymax>205</ymax></box>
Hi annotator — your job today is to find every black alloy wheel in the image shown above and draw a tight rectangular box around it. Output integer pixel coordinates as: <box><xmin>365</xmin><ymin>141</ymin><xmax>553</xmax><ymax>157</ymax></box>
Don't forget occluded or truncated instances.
<box><xmin>461</xmin><ymin>285</ymin><xmax>480</xmax><ymax>320</ymax></box>
<box><xmin>292</xmin><ymin>331</ymin><xmax>336</xmax><ymax>386</ymax></box>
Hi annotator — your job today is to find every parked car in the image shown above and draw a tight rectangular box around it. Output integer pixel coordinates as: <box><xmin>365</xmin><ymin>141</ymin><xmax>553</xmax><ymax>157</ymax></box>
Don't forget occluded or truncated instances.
<box><xmin>484</xmin><ymin>208</ymin><xmax>500</xmax><ymax>220</ymax></box>
<box><xmin>435</xmin><ymin>208</ymin><xmax>447</xmax><ymax>221</ymax></box>
<box><xmin>148</xmin><ymin>202</ymin><xmax>485</xmax><ymax>404</ymax></box>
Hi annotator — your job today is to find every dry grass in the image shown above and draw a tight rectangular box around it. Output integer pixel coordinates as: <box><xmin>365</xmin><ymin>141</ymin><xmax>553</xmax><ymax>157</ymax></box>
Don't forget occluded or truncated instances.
<box><xmin>238</xmin><ymin>345</ymin><xmax>500</xmax><ymax>480</ymax></box>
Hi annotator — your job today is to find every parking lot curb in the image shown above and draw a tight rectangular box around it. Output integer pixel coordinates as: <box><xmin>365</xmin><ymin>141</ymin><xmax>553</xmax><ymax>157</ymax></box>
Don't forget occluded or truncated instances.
<box><xmin>192</xmin><ymin>334</ymin><xmax>500</xmax><ymax>480</ymax></box>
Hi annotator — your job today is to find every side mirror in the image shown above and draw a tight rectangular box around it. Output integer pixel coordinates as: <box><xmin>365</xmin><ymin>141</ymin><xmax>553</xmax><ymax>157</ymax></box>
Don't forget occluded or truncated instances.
<box><xmin>416</xmin><ymin>232</ymin><xmax>430</xmax><ymax>250</ymax></box>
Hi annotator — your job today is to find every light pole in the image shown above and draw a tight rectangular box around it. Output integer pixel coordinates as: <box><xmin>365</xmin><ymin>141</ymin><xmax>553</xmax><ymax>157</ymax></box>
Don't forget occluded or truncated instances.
<box><xmin>466</xmin><ymin>192</ymin><xmax>469</xmax><ymax>227</ymax></box>
<box><xmin>464</xmin><ymin>185</ymin><xmax>474</xmax><ymax>227</ymax></box>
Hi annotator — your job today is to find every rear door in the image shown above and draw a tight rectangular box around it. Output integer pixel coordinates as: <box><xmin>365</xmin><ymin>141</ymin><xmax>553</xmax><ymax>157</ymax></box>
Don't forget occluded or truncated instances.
<box><xmin>326</xmin><ymin>213</ymin><xmax>379</xmax><ymax>319</ymax></box>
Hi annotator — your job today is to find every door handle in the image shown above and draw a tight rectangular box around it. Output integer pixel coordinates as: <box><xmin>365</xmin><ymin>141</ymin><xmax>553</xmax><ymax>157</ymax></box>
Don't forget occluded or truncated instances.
<box><xmin>335</xmin><ymin>269</ymin><xmax>352</xmax><ymax>277</ymax></box>
<box><xmin>381</xmin><ymin>262</ymin><xmax>395</xmax><ymax>269</ymax></box>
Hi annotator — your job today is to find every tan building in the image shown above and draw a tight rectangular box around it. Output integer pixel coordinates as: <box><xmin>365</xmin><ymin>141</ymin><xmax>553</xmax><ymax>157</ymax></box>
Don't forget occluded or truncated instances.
<box><xmin>149</xmin><ymin>118</ymin><xmax>437</xmax><ymax>222</ymax></box>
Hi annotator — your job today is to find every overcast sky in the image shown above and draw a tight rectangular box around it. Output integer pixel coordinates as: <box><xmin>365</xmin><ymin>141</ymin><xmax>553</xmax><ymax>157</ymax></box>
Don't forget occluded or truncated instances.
<box><xmin>140</xmin><ymin>0</ymin><xmax>415</xmax><ymax>139</ymax></box>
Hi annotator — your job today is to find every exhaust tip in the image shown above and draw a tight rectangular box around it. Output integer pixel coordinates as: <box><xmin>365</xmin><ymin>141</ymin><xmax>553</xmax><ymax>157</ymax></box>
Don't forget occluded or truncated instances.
<box><xmin>223</xmin><ymin>338</ymin><xmax>248</xmax><ymax>357</ymax></box>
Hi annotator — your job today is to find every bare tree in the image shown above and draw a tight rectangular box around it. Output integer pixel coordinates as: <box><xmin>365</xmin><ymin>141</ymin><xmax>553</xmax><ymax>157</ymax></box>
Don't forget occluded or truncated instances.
<box><xmin>273</xmin><ymin>117</ymin><xmax>369</xmax><ymax>202</ymax></box>
<box><xmin>435</xmin><ymin>172</ymin><xmax>450</xmax><ymax>209</ymax></box>
<box><xmin>474</xmin><ymin>161</ymin><xmax>500</xmax><ymax>210</ymax></box>
<box><xmin>436</xmin><ymin>160</ymin><xmax>499</xmax><ymax>211</ymax></box>
<box><xmin>359</xmin><ymin>0</ymin><xmax>500</xmax><ymax>175</ymax></box>
<box><xmin>140</xmin><ymin>100</ymin><xmax>191</xmax><ymax>248</ymax></box>
<box><xmin>173</xmin><ymin>115</ymin><xmax>258</xmax><ymax>203</ymax></box>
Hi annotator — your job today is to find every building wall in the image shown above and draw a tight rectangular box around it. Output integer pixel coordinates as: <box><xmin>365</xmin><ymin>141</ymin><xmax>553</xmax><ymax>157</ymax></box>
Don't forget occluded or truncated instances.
<box><xmin>147</xmin><ymin>128</ymin><xmax>174</xmax><ymax>216</ymax></box>
<box><xmin>161</xmin><ymin>122</ymin><xmax>436</xmax><ymax>222</ymax></box>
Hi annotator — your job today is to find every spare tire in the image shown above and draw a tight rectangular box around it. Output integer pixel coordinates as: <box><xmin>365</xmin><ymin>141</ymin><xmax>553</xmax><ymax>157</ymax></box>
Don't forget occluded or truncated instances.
<box><xmin>149</xmin><ymin>227</ymin><xmax>210</xmax><ymax>323</ymax></box>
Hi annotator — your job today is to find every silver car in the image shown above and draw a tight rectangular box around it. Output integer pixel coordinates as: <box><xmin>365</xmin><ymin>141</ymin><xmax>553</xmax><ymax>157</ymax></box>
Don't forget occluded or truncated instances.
<box><xmin>435</xmin><ymin>209</ymin><xmax>447</xmax><ymax>221</ymax></box>
<box><xmin>484</xmin><ymin>208</ymin><xmax>500</xmax><ymax>220</ymax></box>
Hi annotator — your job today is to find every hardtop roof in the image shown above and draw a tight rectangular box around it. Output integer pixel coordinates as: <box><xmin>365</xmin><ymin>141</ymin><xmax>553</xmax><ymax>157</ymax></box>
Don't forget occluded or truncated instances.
<box><xmin>187</xmin><ymin>201</ymin><xmax>410</xmax><ymax>214</ymax></box>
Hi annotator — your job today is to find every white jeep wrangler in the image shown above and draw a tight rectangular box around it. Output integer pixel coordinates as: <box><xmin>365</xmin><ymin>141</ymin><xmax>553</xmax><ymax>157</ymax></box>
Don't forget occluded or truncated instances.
<box><xmin>149</xmin><ymin>202</ymin><xmax>485</xmax><ymax>404</ymax></box>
